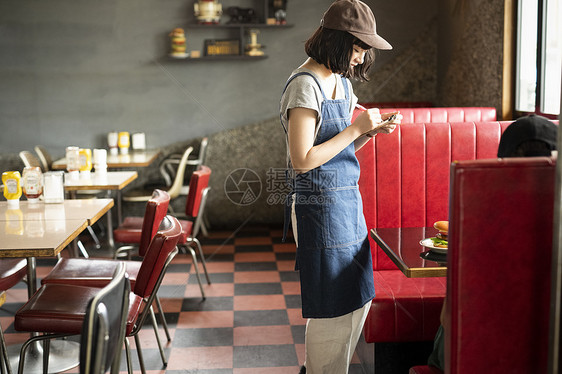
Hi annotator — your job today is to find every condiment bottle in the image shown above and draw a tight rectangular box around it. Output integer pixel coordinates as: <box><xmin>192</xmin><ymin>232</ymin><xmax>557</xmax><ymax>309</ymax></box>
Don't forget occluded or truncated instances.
<box><xmin>22</xmin><ymin>166</ymin><xmax>43</xmax><ymax>203</ymax></box>
<box><xmin>118</xmin><ymin>131</ymin><xmax>130</xmax><ymax>154</ymax></box>
<box><xmin>79</xmin><ymin>148</ymin><xmax>92</xmax><ymax>176</ymax></box>
<box><xmin>66</xmin><ymin>146</ymin><xmax>80</xmax><ymax>179</ymax></box>
<box><xmin>2</xmin><ymin>171</ymin><xmax>22</xmax><ymax>208</ymax></box>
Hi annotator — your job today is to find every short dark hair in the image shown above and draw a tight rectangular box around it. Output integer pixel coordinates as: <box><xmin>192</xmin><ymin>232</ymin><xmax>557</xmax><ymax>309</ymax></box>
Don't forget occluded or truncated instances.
<box><xmin>304</xmin><ymin>27</ymin><xmax>374</xmax><ymax>81</ymax></box>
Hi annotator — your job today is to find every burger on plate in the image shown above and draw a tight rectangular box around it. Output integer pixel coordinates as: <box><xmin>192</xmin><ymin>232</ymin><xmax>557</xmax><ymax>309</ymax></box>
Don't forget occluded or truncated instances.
<box><xmin>431</xmin><ymin>221</ymin><xmax>448</xmax><ymax>248</ymax></box>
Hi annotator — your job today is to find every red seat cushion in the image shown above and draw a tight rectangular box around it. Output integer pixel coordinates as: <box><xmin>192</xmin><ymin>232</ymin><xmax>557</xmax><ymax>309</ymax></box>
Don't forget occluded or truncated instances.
<box><xmin>178</xmin><ymin>219</ymin><xmax>193</xmax><ymax>244</ymax></box>
<box><xmin>0</xmin><ymin>259</ymin><xmax>27</xmax><ymax>291</ymax></box>
<box><xmin>126</xmin><ymin>293</ymin><xmax>144</xmax><ymax>336</ymax></box>
<box><xmin>113</xmin><ymin>216</ymin><xmax>144</xmax><ymax>244</ymax></box>
<box><xmin>364</xmin><ymin>270</ymin><xmax>445</xmax><ymax>343</ymax></box>
<box><xmin>41</xmin><ymin>258</ymin><xmax>141</xmax><ymax>289</ymax></box>
<box><xmin>15</xmin><ymin>283</ymin><xmax>104</xmax><ymax>334</ymax></box>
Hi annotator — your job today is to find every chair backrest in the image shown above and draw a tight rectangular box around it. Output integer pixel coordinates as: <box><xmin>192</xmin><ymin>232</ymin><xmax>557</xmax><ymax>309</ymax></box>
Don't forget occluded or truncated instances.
<box><xmin>134</xmin><ymin>215</ymin><xmax>181</xmax><ymax>299</ymax></box>
<box><xmin>19</xmin><ymin>151</ymin><xmax>43</xmax><ymax>171</ymax></box>
<box><xmin>166</xmin><ymin>146</ymin><xmax>193</xmax><ymax>199</ymax></box>
<box><xmin>184</xmin><ymin>165</ymin><xmax>211</xmax><ymax>237</ymax></box>
<box><xmin>34</xmin><ymin>145</ymin><xmax>53</xmax><ymax>171</ymax></box>
<box><xmin>189</xmin><ymin>137</ymin><xmax>209</xmax><ymax>169</ymax></box>
<box><xmin>80</xmin><ymin>263</ymin><xmax>130</xmax><ymax>374</ymax></box>
<box><xmin>138</xmin><ymin>189</ymin><xmax>171</xmax><ymax>257</ymax></box>
<box><xmin>446</xmin><ymin>157</ymin><xmax>556</xmax><ymax>373</ymax></box>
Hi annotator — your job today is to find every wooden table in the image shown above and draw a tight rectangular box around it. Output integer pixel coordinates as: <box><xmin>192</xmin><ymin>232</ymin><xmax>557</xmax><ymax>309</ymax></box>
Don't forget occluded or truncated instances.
<box><xmin>0</xmin><ymin>199</ymin><xmax>114</xmax><ymax>295</ymax></box>
<box><xmin>370</xmin><ymin>227</ymin><xmax>447</xmax><ymax>278</ymax></box>
<box><xmin>0</xmin><ymin>199</ymin><xmax>114</xmax><ymax>373</ymax></box>
<box><xmin>52</xmin><ymin>149</ymin><xmax>161</xmax><ymax>169</ymax></box>
<box><xmin>64</xmin><ymin>171</ymin><xmax>137</xmax><ymax>246</ymax></box>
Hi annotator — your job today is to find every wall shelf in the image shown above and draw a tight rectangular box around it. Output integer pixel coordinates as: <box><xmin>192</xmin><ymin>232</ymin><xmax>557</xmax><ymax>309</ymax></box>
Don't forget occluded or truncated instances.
<box><xmin>168</xmin><ymin>55</ymin><xmax>268</xmax><ymax>61</ymax></box>
<box><xmin>170</xmin><ymin>1</ymin><xmax>292</xmax><ymax>61</ymax></box>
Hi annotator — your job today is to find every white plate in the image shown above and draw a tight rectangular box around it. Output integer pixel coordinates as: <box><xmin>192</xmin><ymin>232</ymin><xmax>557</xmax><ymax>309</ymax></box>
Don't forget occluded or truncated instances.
<box><xmin>419</xmin><ymin>238</ymin><xmax>448</xmax><ymax>254</ymax></box>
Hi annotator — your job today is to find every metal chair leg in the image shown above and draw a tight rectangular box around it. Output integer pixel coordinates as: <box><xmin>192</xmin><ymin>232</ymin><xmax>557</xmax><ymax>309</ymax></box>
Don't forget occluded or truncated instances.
<box><xmin>42</xmin><ymin>339</ymin><xmax>50</xmax><ymax>374</ymax></box>
<box><xmin>0</xmin><ymin>324</ymin><xmax>11</xmax><ymax>374</ymax></box>
<box><xmin>124</xmin><ymin>337</ymin><xmax>133</xmax><ymax>374</ymax></box>
<box><xmin>187</xmin><ymin>247</ymin><xmax>206</xmax><ymax>300</ymax></box>
<box><xmin>149</xmin><ymin>306</ymin><xmax>168</xmax><ymax>366</ymax></box>
<box><xmin>154</xmin><ymin>296</ymin><xmax>171</xmax><ymax>342</ymax></box>
<box><xmin>192</xmin><ymin>238</ymin><xmax>211</xmax><ymax>285</ymax></box>
<box><xmin>134</xmin><ymin>334</ymin><xmax>147</xmax><ymax>374</ymax></box>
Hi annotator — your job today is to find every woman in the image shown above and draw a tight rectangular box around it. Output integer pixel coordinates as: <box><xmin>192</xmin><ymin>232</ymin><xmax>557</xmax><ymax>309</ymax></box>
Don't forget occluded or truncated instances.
<box><xmin>279</xmin><ymin>1</ymin><xmax>401</xmax><ymax>373</ymax></box>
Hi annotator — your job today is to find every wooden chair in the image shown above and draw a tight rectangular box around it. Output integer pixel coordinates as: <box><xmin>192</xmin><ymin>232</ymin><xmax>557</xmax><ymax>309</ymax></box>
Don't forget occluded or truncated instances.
<box><xmin>123</xmin><ymin>146</ymin><xmax>193</xmax><ymax>213</ymax></box>
<box><xmin>79</xmin><ymin>264</ymin><xmax>129</xmax><ymax>374</ymax></box>
<box><xmin>34</xmin><ymin>145</ymin><xmax>54</xmax><ymax>172</ymax></box>
<box><xmin>18</xmin><ymin>151</ymin><xmax>43</xmax><ymax>171</ymax></box>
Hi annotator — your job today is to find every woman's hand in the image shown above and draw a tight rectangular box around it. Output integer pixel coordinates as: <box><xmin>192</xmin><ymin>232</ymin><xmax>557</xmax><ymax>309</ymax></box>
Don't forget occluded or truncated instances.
<box><xmin>359</xmin><ymin>110</ymin><xmax>402</xmax><ymax>138</ymax></box>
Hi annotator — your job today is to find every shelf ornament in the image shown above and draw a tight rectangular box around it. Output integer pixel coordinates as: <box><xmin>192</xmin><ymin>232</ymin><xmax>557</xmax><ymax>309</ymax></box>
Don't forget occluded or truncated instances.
<box><xmin>194</xmin><ymin>0</ymin><xmax>222</xmax><ymax>24</ymax></box>
<box><xmin>245</xmin><ymin>29</ymin><xmax>264</xmax><ymax>56</ymax></box>
<box><xmin>169</xmin><ymin>28</ymin><xmax>189</xmax><ymax>58</ymax></box>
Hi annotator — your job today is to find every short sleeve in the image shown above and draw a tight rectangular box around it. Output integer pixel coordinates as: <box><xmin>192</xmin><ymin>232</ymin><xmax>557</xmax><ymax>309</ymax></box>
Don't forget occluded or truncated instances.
<box><xmin>280</xmin><ymin>73</ymin><xmax>323</xmax><ymax>132</ymax></box>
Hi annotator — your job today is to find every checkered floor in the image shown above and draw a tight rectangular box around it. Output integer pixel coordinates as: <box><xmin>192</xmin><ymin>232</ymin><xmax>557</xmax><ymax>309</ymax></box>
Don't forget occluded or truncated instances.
<box><xmin>1</xmin><ymin>224</ymin><xmax>365</xmax><ymax>373</ymax></box>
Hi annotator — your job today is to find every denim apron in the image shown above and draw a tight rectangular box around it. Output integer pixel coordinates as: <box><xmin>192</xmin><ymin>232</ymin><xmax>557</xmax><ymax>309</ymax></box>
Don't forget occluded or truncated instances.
<box><xmin>281</xmin><ymin>72</ymin><xmax>375</xmax><ymax>318</ymax></box>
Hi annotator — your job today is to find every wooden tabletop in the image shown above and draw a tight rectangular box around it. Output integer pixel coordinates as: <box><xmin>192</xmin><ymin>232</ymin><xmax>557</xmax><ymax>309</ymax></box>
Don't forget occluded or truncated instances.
<box><xmin>64</xmin><ymin>171</ymin><xmax>137</xmax><ymax>191</ymax></box>
<box><xmin>0</xmin><ymin>218</ymin><xmax>87</xmax><ymax>257</ymax></box>
<box><xmin>0</xmin><ymin>199</ymin><xmax>114</xmax><ymax>225</ymax></box>
<box><xmin>370</xmin><ymin>227</ymin><xmax>447</xmax><ymax>278</ymax></box>
<box><xmin>52</xmin><ymin>149</ymin><xmax>161</xmax><ymax>169</ymax></box>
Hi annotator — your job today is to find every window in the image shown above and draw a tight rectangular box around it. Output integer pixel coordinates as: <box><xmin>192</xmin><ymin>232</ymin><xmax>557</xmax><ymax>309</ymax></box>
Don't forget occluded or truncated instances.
<box><xmin>515</xmin><ymin>0</ymin><xmax>561</xmax><ymax>117</ymax></box>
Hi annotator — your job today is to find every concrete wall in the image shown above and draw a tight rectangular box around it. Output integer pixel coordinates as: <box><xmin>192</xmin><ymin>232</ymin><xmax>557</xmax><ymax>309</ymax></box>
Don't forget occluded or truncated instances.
<box><xmin>0</xmin><ymin>0</ymin><xmax>506</xmax><ymax>229</ymax></box>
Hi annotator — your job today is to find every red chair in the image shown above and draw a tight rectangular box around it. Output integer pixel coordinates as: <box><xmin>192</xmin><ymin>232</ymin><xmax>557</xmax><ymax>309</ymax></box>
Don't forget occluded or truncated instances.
<box><xmin>15</xmin><ymin>216</ymin><xmax>182</xmax><ymax>374</ymax></box>
<box><xmin>410</xmin><ymin>156</ymin><xmax>556</xmax><ymax>373</ymax></box>
<box><xmin>41</xmin><ymin>189</ymin><xmax>173</xmax><ymax>364</ymax></box>
<box><xmin>175</xmin><ymin>165</ymin><xmax>212</xmax><ymax>299</ymax></box>
<box><xmin>0</xmin><ymin>259</ymin><xmax>27</xmax><ymax>374</ymax></box>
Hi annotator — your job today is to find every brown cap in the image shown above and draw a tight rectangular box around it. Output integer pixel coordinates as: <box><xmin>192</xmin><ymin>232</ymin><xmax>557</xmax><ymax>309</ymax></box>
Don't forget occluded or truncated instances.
<box><xmin>321</xmin><ymin>0</ymin><xmax>392</xmax><ymax>50</ymax></box>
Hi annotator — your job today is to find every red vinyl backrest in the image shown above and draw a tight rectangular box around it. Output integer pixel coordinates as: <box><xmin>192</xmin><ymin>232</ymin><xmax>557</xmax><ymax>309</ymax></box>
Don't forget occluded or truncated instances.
<box><xmin>185</xmin><ymin>165</ymin><xmax>211</xmax><ymax>217</ymax></box>
<box><xmin>351</xmin><ymin>106</ymin><xmax>497</xmax><ymax>124</ymax></box>
<box><xmin>445</xmin><ymin>157</ymin><xmax>555</xmax><ymax>373</ymax></box>
<box><xmin>139</xmin><ymin>189</ymin><xmax>171</xmax><ymax>257</ymax></box>
<box><xmin>135</xmin><ymin>215</ymin><xmax>182</xmax><ymax>298</ymax></box>
<box><xmin>357</xmin><ymin>121</ymin><xmax>513</xmax><ymax>270</ymax></box>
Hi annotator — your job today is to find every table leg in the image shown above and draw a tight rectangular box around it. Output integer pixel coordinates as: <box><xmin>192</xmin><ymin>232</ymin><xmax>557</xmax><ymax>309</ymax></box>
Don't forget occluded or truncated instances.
<box><xmin>116</xmin><ymin>190</ymin><xmax>123</xmax><ymax>224</ymax></box>
<box><xmin>106</xmin><ymin>205</ymin><xmax>115</xmax><ymax>248</ymax></box>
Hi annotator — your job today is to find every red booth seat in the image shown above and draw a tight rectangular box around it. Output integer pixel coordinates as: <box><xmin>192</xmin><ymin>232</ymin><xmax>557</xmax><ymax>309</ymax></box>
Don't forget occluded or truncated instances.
<box><xmin>357</xmin><ymin>119</ymin><xmax>511</xmax><ymax>343</ymax></box>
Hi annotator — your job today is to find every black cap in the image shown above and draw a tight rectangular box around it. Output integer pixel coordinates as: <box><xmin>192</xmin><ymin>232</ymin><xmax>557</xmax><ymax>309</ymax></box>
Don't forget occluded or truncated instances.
<box><xmin>497</xmin><ymin>114</ymin><xmax>558</xmax><ymax>157</ymax></box>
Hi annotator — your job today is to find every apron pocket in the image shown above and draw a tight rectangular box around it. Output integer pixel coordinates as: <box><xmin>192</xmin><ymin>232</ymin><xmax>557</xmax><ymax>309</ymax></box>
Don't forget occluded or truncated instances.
<box><xmin>322</xmin><ymin>187</ymin><xmax>364</xmax><ymax>248</ymax></box>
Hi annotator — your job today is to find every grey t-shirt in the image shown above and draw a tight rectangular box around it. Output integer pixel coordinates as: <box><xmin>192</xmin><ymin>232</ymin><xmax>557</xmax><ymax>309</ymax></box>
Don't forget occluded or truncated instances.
<box><xmin>279</xmin><ymin>67</ymin><xmax>358</xmax><ymax>166</ymax></box>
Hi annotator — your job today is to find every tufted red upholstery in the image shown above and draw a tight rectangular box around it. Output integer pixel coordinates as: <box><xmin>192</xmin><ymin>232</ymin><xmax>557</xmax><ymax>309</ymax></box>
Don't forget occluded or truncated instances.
<box><xmin>352</xmin><ymin>106</ymin><xmax>497</xmax><ymax>124</ymax></box>
<box><xmin>357</xmin><ymin>119</ymin><xmax>511</xmax><ymax>343</ymax></box>
<box><xmin>444</xmin><ymin>157</ymin><xmax>555</xmax><ymax>373</ymax></box>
